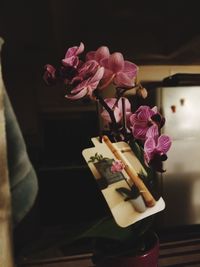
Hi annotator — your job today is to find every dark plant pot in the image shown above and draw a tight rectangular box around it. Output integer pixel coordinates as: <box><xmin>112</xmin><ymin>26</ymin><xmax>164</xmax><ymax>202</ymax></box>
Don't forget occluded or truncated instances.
<box><xmin>94</xmin><ymin>231</ymin><xmax>159</xmax><ymax>267</ymax></box>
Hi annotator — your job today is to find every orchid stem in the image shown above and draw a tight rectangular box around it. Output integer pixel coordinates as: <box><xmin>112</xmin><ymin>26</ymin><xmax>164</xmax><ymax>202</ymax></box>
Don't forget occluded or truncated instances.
<box><xmin>93</xmin><ymin>90</ymin><xmax>121</xmax><ymax>141</ymax></box>
<box><xmin>121</xmin><ymin>97</ymin><xmax>128</xmax><ymax>141</ymax></box>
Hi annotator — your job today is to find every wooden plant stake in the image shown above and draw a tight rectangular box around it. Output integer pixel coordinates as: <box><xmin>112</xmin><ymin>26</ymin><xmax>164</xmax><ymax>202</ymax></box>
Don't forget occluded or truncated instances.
<box><xmin>102</xmin><ymin>135</ymin><xmax>156</xmax><ymax>207</ymax></box>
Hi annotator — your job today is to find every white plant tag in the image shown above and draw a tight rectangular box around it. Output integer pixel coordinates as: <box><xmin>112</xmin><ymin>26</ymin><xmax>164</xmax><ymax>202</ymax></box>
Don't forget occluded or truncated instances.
<box><xmin>82</xmin><ymin>136</ymin><xmax>165</xmax><ymax>228</ymax></box>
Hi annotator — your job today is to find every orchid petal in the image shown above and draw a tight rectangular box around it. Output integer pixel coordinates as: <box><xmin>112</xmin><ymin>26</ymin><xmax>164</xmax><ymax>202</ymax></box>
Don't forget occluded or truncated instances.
<box><xmin>144</xmin><ymin>137</ymin><xmax>156</xmax><ymax>162</ymax></box>
<box><xmin>81</xmin><ymin>67</ymin><xmax>105</xmax><ymax>94</ymax></box>
<box><xmin>146</xmin><ymin>125</ymin><xmax>159</xmax><ymax>139</ymax></box>
<box><xmin>157</xmin><ymin>135</ymin><xmax>172</xmax><ymax>154</ymax></box>
<box><xmin>78</xmin><ymin>60</ymin><xmax>99</xmax><ymax>79</ymax></box>
<box><xmin>132</xmin><ymin>127</ymin><xmax>148</xmax><ymax>140</ymax></box>
<box><xmin>117</xmin><ymin>97</ymin><xmax>131</xmax><ymax>113</ymax></box>
<box><xmin>114</xmin><ymin>72</ymin><xmax>135</xmax><ymax>87</ymax></box>
<box><xmin>137</xmin><ymin>106</ymin><xmax>155</xmax><ymax>121</ymax></box>
<box><xmin>62</xmin><ymin>57</ymin><xmax>79</xmax><ymax>67</ymax></box>
<box><xmin>99</xmin><ymin>69</ymin><xmax>114</xmax><ymax>89</ymax></box>
<box><xmin>65</xmin><ymin>87</ymin><xmax>88</xmax><ymax>100</ymax></box>
<box><xmin>62</xmin><ymin>43</ymin><xmax>84</xmax><ymax>68</ymax></box>
<box><xmin>124</xmin><ymin>61</ymin><xmax>138</xmax><ymax>78</ymax></box>
<box><xmin>65</xmin><ymin>47</ymin><xmax>77</xmax><ymax>58</ymax></box>
<box><xmin>86</xmin><ymin>46</ymin><xmax>110</xmax><ymax>63</ymax></box>
<box><xmin>95</xmin><ymin>46</ymin><xmax>110</xmax><ymax>62</ymax></box>
<box><xmin>89</xmin><ymin>66</ymin><xmax>104</xmax><ymax>83</ymax></box>
<box><xmin>129</xmin><ymin>113</ymin><xmax>136</xmax><ymax>125</ymax></box>
<box><xmin>76</xmin><ymin>42</ymin><xmax>84</xmax><ymax>55</ymax></box>
<box><xmin>129</xmin><ymin>106</ymin><xmax>160</xmax><ymax>140</ymax></box>
<box><xmin>108</xmin><ymin>52</ymin><xmax>124</xmax><ymax>73</ymax></box>
<box><xmin>65</xmin><ymin>42</ymin><xmax>84</xmax><ymax>58</ymax></box>
<box><xmin>102</xmin><ymin>68</ymin><xmax>113</xmax><ymax>79</ymax></box>
<box><xmin>71</xmin><ymin>79</ymin><xmax>89</xmax><ymax>94</ymax></box>
<box><xmin>104</xmin><ymin>98</ymin><xmax>117</xmax><ymax>108</ymax></box>
<box><xmin>100</xmin><ymin>57</ymin><xmax>110</xmax><ymax>69</ymax></box>
<box><xmin>152</xmin><ymin>106</ymin><xmax>158</xmax><ymax>113</ymax></box>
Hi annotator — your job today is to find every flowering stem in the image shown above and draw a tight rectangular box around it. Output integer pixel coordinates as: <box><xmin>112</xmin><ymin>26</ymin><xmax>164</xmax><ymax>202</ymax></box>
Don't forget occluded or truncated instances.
<box><xmin>121</xmin><ymin>97</ymin><xmax>128</xmax><ymax>141</ymax></box>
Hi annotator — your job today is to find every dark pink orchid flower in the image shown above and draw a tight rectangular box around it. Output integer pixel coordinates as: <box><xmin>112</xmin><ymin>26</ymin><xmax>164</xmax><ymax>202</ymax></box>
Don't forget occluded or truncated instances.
<box><xmin>62</xmin><ymin>42</ymin><xmax>84</xmax><ymax>68</ymax></box>
<box><xmin>129</xmin><ymin>105</ymin><xmax>164</xmax><ymax>141</ymax></box>
<box><xmin>43</xmin><ymin>64</ymin><xmax>57</xmax><ymax>85</ymax></box>
<box><xmin>65</xmin><ymin>66</ymin><xmax>104</xmax><ymax>100</ymax></box>
<box><xmin>100</xmin><ymin>52</ymin><xmax>138</xmax><ymax>89</ymax></box>
<box><xmin>101</xmin><ymin>97</ymin><xmax>131</xmax><ymax>123</ymax></box>
<box><xmin>144</xmin><ymin>134</ymin><xmax>172</xmax><ymax>172</ymax></box>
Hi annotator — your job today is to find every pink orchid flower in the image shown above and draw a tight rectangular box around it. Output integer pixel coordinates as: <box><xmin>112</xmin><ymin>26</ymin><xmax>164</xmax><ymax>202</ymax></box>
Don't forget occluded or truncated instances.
<box><xmin>71</xmin><ymin>60</ymin><xmax>100</xmax><ymax>84</ymax></box>
<box><xmin>62</xmin><ymin>42</ymin><xmax>84</xmax><ymax>68</ymax></box>
<box><xmin>144</xmin><ymin>134</ymin><xmax>172</xmax><ymax>172</ymax></box>
<box><xmin>146</xmin><ymin>124</ymin><xmax>159</xmax><ymax>139</ymax></box>
<box><xmin>129</xmin><ymin>105</ymin><xmax>164</xmax><ymax>141</ymax></box>
<box><xmin>101</xmin><ymin>97</ymin><xmax>131</xmax><ymax>123</ymax></box>
<box><xmin>111</xmin><ymin>160</ymin><xmax>125</xmax><ymax>173</ymax></box>
<box><xmin>43</xmin><ymin>64</ymin><xmax>57</xmax><ymax>85</ymax></box>
<box><xmin>86</xmin><ymin>46</ymin><xmax>110</xmax><ymax>63</ymax></box>
<box><xmin>100</xmin><ymin>52</ymin><xmax>138</xmax><ymax>89</ymax></box>
<box><xmin>65</xmin><ymin>66</ymin><xmax>104</xmax><ymax>100</ymax></box>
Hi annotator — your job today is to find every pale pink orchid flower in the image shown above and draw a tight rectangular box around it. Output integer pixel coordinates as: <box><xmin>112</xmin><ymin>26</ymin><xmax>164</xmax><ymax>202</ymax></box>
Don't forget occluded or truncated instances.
<box><xmin>101</xmin><ymin>97</ymin><xmax>131</xmax><ymax>123</ymax></box>
<box><xmin>100</xmin><ymin>52</ymin><xmax>138</xmax><ymax>89</ymax></box>
<box><xmin>86</xmin><ymin>46</ymin><xmax>110</xmax><ymax>63</ymax></box>
<box><xmin>62</xmin><ymin>42</ymin><xmax>84</xmax><ymax>68</ymax></box>
<box><xmin>111</xmin><ymin>160</ymin><xmax>125</xmax><ymax>173</ymax></box>
<box><xmin>65</xmin><ymin>66</ymin><xmax>104</xmax><ymax>100</ymax></box>
<box><xmin>71</xmin><ymin>60</ymin><xmax>100</xmax><ymax>84</ymax></box>
<box><xmin>129</xmin><ymin>105</ymin><xmax>161</xmax><ymax>141</ymax></box>
<box><xmin>144</xmin><ymin>134</ymin><xmax>172</xmax><ymax>164</ymax></box>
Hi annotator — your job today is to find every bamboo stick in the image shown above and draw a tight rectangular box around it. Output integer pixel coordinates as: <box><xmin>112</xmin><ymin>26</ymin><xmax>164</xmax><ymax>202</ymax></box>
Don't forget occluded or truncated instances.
<box><xmin>102</xmin><ymin>135</ymin><xmax>156</xmax><ymax>207</ymax></box>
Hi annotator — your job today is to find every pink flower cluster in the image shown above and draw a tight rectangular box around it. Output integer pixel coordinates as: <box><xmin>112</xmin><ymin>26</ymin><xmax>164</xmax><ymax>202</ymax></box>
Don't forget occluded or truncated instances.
<box><xmin>130</xmin><ymin>106</ymin><xmax>171</xmax><ymax>172</ymax></box>
<box><xmin>101</xmin><ymin>102</ymin><xmax>171</xmax><ymax>172</ymax></box>
<box><xmin>44</xmin><ymin>42</ymin><xmax>138</xmax><ymax>100</ymax></box>
<box><xmin>43</xmin><ymin>42</ymin><xmax>171</xmax><ymax>172</ymax></box>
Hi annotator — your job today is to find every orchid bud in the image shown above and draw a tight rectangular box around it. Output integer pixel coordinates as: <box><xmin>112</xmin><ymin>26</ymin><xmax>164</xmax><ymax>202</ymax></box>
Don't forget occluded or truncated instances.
<box><xmin>137</xmin><ymin>86</ymin><xmax>148</xmax><ymax>99</ymax></box>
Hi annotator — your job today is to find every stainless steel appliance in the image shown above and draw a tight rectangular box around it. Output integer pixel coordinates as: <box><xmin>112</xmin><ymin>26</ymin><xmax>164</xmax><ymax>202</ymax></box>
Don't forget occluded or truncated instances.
<box><xmin>156</xmin><ymin>77</ymin><xmax>200</xmax><ymax>228</ymax></box>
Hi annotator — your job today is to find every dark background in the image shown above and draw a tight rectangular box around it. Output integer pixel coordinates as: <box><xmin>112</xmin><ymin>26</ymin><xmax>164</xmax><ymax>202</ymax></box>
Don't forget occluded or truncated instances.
<box><xmin>1</xmin><ymin>0</ymin><xmax>200</xmax><ymax>226</ymax></box>
<box><xmin>1</xmin><ymin>0</ymin><xmax>200</xmax><ymax>153</ymax></box>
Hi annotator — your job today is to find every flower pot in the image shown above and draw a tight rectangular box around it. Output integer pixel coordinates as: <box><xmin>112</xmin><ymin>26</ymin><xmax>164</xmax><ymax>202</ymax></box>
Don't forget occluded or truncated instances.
<box><xmin>94</xmin><ymin>231</ymin><xmax>159</xmax><ymax>267</ymax></box>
